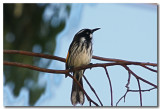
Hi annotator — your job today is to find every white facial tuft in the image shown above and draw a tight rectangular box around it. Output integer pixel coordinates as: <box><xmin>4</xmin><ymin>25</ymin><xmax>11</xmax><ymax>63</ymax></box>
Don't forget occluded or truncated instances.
<box><xmin>90</xmin><ymin>34</ymin><xmax>93</xmax><ymax>38</ymax></box>
<box><xmin>80</xmin><ymin>37</ymin><xmax>86</xmax><ymax>42</ymax></box>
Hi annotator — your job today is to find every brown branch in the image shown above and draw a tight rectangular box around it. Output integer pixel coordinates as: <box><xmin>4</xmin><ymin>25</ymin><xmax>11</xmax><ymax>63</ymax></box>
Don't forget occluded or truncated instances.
<box><xmin>4</xmin><ymin>50</ymin><xmax>66</xmax><ymax>62</ymax></box>
<box><xmin>4</xmin><ymin>61</ymin><xmax>67</xmax><ymax>74</ymax></box>
<box><xmin>117</xmin><ymin>65</ymin><xmax>157</xmax><ymax>105</ymax></box>
<box><xmin>4</xmin><ymin>61</ymin><xmax>101</xmax><ymax>106</ymax></box>
<box><xmin>4</xmin><ymin>60</ymin><xmax>157</xmax><ymax>105</ymax></box>
<box><xmin>116</xmin><ymin>91</ymin><xmax>128</xmax><ymax>106</ymax></box>
<box><xmin>140</xmin><ymin>65</ymin><xmax>157</xmax><ymax>72</ymax></box>
<box><xmin>104</xmin><ymin>67</ymin><xmax>113</xmax><ymax>106</ymax></box>
<box><xmin>4</xmin><ymin>50</ymin><xmax>158</xmax><ymax>106</ymax></box>
<box><xmin>116</xmin><ymin>65</ymin><xmax>157</xmax><ymax>106</ymax></box>
<box><xmin>83</xmin><ymin>75</ymin><xmax>103</xmax><ymax>106</ymax></box>
<box><xmin>122</xmin><ymin>65</ymin><xmax>157</xmax><ymax>88</ymax></box>
<box><xmin>128</xmin><ymin>87</ymin><xmax>156</xmax><ymax>92</ymax></box>
<box><xmin>92</xmin><ymin>55</ymin><xmax>157</xmax><ymax>66</ymax></box>
<box><xmin>3</xmin><ymin>61</ymin><xmax>128</xmax><ymax>74</ymax></box>
<box><xmin>116</xmin><ymin>66</ymin><xmax>131</xmax><ymax>106</ymax></box>
<box><xmin>125</xmin><ymin>71</ymin><xmax>131</xmax><ymax>89</ymax></box>
<box><xmin>4</xmin><ymin>50</ymin><xmax>157</xmax><ymax>66</ymax></box>
<box><xmin>137</xmin><ymin>79</ymin><xmax>142</xmax><ymax>106</ymax></box>
<box><xmin>5</xmin><ymin>61</ymin><xmax>158</xmax><ymax>75</ymax></box>
<box><xmin>4</xmin><ymin>61</ymin><xmax>99</xmax><ymax>106</ymax></box>
<box><xmin>116</xmin><ymin>87</ymin><xmax>156</xmax><ymax>106</ymax></box>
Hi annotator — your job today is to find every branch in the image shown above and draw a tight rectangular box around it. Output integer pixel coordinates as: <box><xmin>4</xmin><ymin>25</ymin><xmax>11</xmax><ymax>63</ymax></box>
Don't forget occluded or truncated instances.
<box><xmin>140</xmin><ymin>65</ymin><xmax>157</xmax><ymax>72</ymax></box>
<box><xmin>92</xmin><ymin>55</ymin><xmax>157</xmax><ymax>66</ymax></box>
<box><xmin>116</xmin><ymin>65</ymin><xmax>157</xmax><ymax>106</ymax></box>
<box><xmin>128</xmin><ymin>87</ymin><xmax>156</xmax><ymax>92</ymax></box>
<box><xmin>4</xmin><ymin>50</ymin><xmax>157</xmax><ymax>66</ymax></box>
<box><xmin>104</xmin><ymin>67</ymin><xmax>113</xmax><ymax>106</ymax></box>
<box><xmin>4</xmin><ymin>61</ymin><xmax>135</xmax><ymax>74</ymax></box>
<box><xmin>4</xmin><ymin>61</ymin><xmax>99</xmax><ymax>106</ymax></box>
<box><xmin>116</xmin><ymin>87</ymin><xmax>156</xmax><ymax>106</ymax></box>
<box><xmin>4</xmin><ymin>50</ymin><xmax>66</xmax><ymax>62</ymax></box>
<box><xmin>116</xmin><ymin>66</ymin><xmax>131</xmax><ymax>106</ymax></box>
<box><xmin>4</xmin><ymin>50</ymin><xmax>158</xmax><ymax>106</ymax></box>
<box><xmin>125</xmin><ymin>70</ymin><xmax>131</xmax><ymax>89</ymax></box>
<box><xmin>137</xmin><ymin>79</ymin><xmax>142</xmax><ymax>106</ymax></box>
<box><xmin>116</xmin><ymin>91</ymin><xmax>128</xmax><ymax>106</ymax></box>
<box><xmin>4</xmin><ymin>61</ymin><xmax>67</xmax><ymax>74</ymax></box>
<box><xmin>83</xmin><ymin>75</ymin><xmax>103</xmax><ymax>106</ymax></box>
<box><xmin>4</xmin><ymin>61</ymin><xmax>158</xmax><ymax>82</ymax></box>
<box><xmin>122</xmin><ymin>65</ymin><xmax>157</xmax><ymax>88</ymax></box>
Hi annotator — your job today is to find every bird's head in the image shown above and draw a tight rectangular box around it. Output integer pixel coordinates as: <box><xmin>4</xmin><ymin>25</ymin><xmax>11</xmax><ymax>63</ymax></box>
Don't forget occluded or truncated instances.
<box><xmin>74</xmin><ymin>28</ymin><xmax>100</xmax><ymax>42</ymax></box>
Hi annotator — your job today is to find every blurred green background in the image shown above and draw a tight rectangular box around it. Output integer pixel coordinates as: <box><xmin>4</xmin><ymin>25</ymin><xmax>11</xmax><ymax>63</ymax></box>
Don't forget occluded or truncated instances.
<box><xmin>3</xmin><ymin>3</ymin><xmax>71</xmax><ymax>105</ymax></box>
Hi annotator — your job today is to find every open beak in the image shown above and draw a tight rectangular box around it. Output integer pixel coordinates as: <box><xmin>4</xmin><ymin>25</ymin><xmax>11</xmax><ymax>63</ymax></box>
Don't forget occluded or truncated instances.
<box><xmin>91</xmin><ymin>28</ymin><xmax>100</xmax><ymax>33</ymax></box>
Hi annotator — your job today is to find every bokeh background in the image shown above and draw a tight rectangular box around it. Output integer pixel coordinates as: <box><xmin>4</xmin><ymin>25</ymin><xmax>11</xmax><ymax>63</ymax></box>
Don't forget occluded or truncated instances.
<box><xmin>3</xmin><ymin>3</ymin><xmax>157</xmax><ymax>106</ymax></box>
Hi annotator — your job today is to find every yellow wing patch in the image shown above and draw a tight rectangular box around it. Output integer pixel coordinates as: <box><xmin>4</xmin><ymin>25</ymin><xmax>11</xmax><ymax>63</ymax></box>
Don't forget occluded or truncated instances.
<box><xmin>66</xmin><ymin>51</ymin><xmax>69</xmax><ymax>63</ymax></box>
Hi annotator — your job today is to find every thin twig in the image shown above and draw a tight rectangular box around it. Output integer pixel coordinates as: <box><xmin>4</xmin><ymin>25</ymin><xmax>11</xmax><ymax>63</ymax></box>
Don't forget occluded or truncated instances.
<box><xmin>116</xmin><ymin>91</ymin><xmax>128</xmax><ymax>106</ymax></box>
<box><xmin>104</xmin><ymin>67</ymin><xmax>113</xmax><ymax>106</ymax></box>
<box><xmin>83</xmin><ymin>75</ymin><xmax>103</xmax><ymax>106</ymax></box>
<box><xmin>128</xmin><ymin>87</ymin><xmax>156</xmax><ymax>92</ymax></box>
<box><xmin>116</xmin><ymin>65</ymin><xmax>157</xmax><ymax>106</ymax></box>
<box><xmin>140</xmin><ymin>65</ymin><xmax>157</xmax><ymax>72</ymax></box>
<box><xmin>125</xmin><ymin>71</ymin><xmax>131</xmax><ymax>89</ymax></box>
<box><xmin>116</xmin><ymin>87</ymin><xmax>156</xmax><ymax>106</ymax></box>
<box><xmin>137</xmin><ymin>79</ymin><xmax>142</xmax><ymax>106</ymax></box>
<box><xmin>122</xmin><ymin>65</ymin><xmax>157</xmax><ymax>88</ymax></box>
<box><xmin>116</xmin><ymin>66</ymin><xmax>131</xmax><ymax>106</ymax></box>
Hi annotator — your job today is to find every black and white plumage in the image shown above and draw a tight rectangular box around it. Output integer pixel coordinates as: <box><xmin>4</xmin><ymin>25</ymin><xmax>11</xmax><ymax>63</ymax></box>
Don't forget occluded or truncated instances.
<box><xmin>66</xmin><ymin>28</ymin><xmax>100</xmax><ymax>106</ymax></box>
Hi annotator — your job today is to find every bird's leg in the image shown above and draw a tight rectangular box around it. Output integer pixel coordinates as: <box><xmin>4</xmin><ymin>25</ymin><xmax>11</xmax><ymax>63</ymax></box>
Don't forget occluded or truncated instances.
<box><xmin>69</xmin><ymin>66</ymin><xmax>74</xmax><ymax>75</ymax></box>
<box><xmin>89</xmin><ymin>63</ymin><xmax>93</xmax><ymax>69</ymax></box>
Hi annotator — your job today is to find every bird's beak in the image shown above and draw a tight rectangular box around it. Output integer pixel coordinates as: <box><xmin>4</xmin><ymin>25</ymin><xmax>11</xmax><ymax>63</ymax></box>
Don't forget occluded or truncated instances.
<box><xmin>91</xmin><ymin>28</ymin><xmax>100</xmax><ymax>33</ymax></box>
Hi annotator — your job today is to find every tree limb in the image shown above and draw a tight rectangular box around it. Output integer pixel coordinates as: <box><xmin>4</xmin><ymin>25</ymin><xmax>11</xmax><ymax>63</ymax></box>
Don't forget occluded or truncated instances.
<box><xmin>4</xmin><ymin>50</ymin><xmax>157</xmax><ymax>106</ymax></box>
<box><xmin>4</xmin><ymin>50</ymin><xmax>157</xmax><ymax>66</ymax></box>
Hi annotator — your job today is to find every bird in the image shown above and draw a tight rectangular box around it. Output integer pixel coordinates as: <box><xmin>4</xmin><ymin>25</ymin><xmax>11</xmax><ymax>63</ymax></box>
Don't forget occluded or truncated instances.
<box><xmin>65</xmin><ymin>28</ymin><xmax>100</xmax><ymax>106</ymax></box>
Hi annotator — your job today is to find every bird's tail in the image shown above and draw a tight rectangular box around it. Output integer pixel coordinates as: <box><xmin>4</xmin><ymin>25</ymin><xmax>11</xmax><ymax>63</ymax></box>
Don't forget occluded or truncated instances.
<box><xmin>71</xmin><ymin>70</ymin><xmax>84</xmax><ymax>106</ymax></box>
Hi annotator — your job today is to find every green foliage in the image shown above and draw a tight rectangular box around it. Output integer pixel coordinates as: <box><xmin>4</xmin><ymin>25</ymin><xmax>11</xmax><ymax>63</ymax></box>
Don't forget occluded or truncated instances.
<box><xmin>3</xmin><ymin>3</ymin><xmax>71</xmax><ymax>105</ymax></box>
